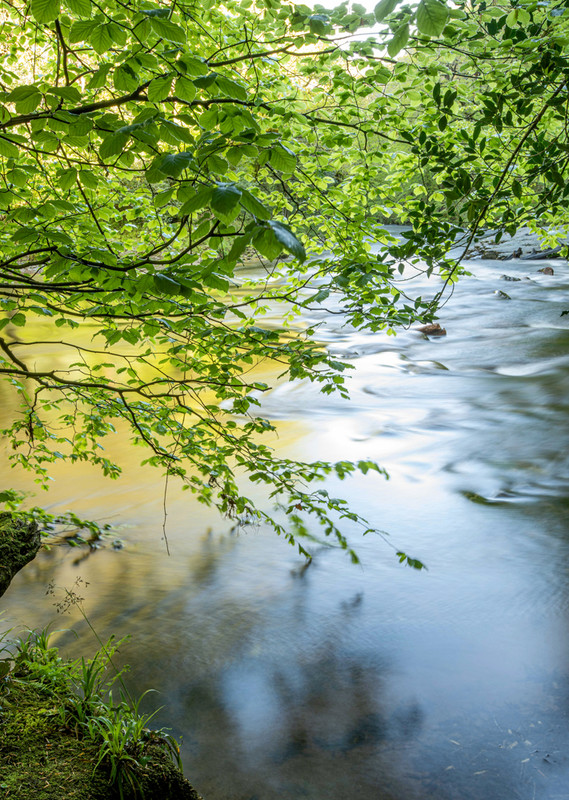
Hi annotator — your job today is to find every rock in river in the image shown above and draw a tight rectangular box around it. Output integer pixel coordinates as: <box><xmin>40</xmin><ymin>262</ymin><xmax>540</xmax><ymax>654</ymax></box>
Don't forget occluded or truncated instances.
<box><xmin>416</xmin><ymin>323</ymin><xmax>447</xmax><ymax>336</ymax></box>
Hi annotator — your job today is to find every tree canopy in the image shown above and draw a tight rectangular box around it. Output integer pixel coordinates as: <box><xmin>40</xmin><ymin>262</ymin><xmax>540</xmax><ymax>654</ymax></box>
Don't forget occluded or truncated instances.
<box><xmin>0</xmin><ymin>0</ymin><xmax>567</xmax><ymax>562</ymax></box>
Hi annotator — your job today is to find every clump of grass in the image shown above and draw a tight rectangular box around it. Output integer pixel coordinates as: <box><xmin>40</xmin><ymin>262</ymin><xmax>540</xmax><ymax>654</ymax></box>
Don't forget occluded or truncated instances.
<box><xmin>0</xmin><ymin>614</ymin><xmax>200</xmax><ymax>800</ymax></box>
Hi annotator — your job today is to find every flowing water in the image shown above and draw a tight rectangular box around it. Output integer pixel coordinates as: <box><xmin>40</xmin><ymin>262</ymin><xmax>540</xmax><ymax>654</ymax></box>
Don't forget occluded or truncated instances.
<box><xmin>2</xmin><ymin>248</ymin><xmax>569</xmax><ymax>800</ymax></box>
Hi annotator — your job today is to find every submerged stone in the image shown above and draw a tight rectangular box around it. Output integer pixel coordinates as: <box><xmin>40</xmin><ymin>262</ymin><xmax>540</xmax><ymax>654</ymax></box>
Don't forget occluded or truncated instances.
<box><xmin>416</xmin><ymin>323</ymin><xmax>447</xmax><ymax>336</ymax></box>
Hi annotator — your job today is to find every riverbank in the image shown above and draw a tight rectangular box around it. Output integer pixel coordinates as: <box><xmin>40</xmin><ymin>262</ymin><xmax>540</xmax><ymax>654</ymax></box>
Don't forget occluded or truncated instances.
<box><xmin>463</xmin><ymin>226</ymin><xmax>568</xmax><ymax>260</ymax></box>
<box><xmin>0</xmin><ymin>629</ymin><xmax>202</xmax><ymax>800</ymax></box>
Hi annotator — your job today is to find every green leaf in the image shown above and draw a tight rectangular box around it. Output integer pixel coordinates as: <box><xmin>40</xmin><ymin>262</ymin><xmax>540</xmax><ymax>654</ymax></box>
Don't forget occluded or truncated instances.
<box><xmin>7</xmin><ymin>169</ymin><xmax>29</xmax><ymax>188</ymax></box>
<box><xmin>416</xmin><ymin>0</ymin><xmax>449</xmax><ymax>37</ymax></box>
<box><xmin>174</xmin><ymin>76</ymin><xmax>197</xmax><ymax>102</ymax></box>
<box><xmin>0</xmin><ymin>137</ymin><xmax>20</xmax><ymax>159</ymax></box>
<box><xmin>1</xmin><ymin>191</ymin><xmax>20</xmax><ymax>209</ymax></box>
<box><xmin>309</xmin><ymin>13</ymin><xmax>329</xmax><ymax>34</ymax></box>
<box><xmin>387</xmin><ymin>23</ymin><xmax>409</xmax><ymax>56</ymax></box>
<box><xmin>206</xmin><ymin>154</ymin><xmax>228</xmax><ymax>174</ymax></box>
<box><xmin>45</xmin><ymin>230</ymin><xmax>73</xmax><ymax>246</ymax></box>
<box><xmin>48</xmin><ymin>86</ymin><xmax>81</xmax><ymax>103</ymax></box>
<box><xmin>153</xmin><ymin>188</ymin><xmax>174</xmax><ymax>208</ymax></box>
<box><xmin>179</xmin><ymin>186</ymin><xmax>213</xmax><ymax>214</ymax></box>
<box><xmin>11</xmin><ymin>228</ymin><xmax>38</xmax><ymax>244</ymax></box>
<box><xmin>253</xmin><ymin>228</ymin><xmax>282</xmax><ymax>261</ymax></box>
<box><xmin>214</xmin><ymin>76</ymin><xmax>247</xmax><ymax>102</ymax></box>
<box><xmin>373</xmin><ymin>66</ymin><xmax>392</xmax><ymax>84</ymax></box>
<box><xmin>78</xmin><ymin>170</ymin><xmax>98</xmax><ymax>188</ymax></box>
<box><xmin>308</xmin><ymin>288</ymin><xmax>330</xmax><ymax>304</ymax></box>
<box><xmin>227</xmin><ymin>232</ymin><xmax>253</xmax><ymax>262</ymax></box>
<box><xmin>268</xmin><ymin>221</ymin><xmax>306</xmax><ymax>261</ymax></box>
<box><xmin>113</xmin><ymin>64</ymin><xmax>139</xmax><ymax>93</ymax></box>
<box><xmin>64</xmin><ymin>134</ymin><xmax>90</xmax><ymax>148</ymax></box>
<box><xmin>225</xmin><ymin>147</ymin><xmax>243</xmax><ymax>166</ymax></box>
<box><xmin>8</xmin><ymin>86</ymin><xmax>42</xmax><ymax>114</ymax></box>
<box><xmin>154</xmin><ymin>274</ymin><xmax>182</xmax><ymax>295</ymax></box>
<box><xmin>107</xmin><ymin>22</ymin><xmax>126</xmax><ymax>46</ymax></box>
<box><xmin>57</xmin><ymin>167</ymin><xmax>77</xmax><ymax>190</ymax></box>
<box><xmin>202</xmin><ymin>272</ymin><xmax>229</xmax><ymax>292</ymax></box>
<box><xmin>160</xmin><ymin>120</ymin><xmax>194</xmax><ymax>145</ymax></box>
<box><xmin>178</xmin><ymin>56</ymin><xmax>208</xmax><ymax>77</ymax></box>
<box><xmin>269</xmin><ymin>145</ymin><xmax>297</xmax><ymax>174</ymax></box>
<box><xmin>506</xmin><ymin>10</ymin><xmax>517</xmax><ymax>28</ymax></box>
<box><xmin>141</xmin><ymin>7</ymin><xmax>170</xmax><ymax>18</ymax></box>
<box><xmin>89</xmin><ymin>23</ymin><xmax>115</xmax><ymax>54</ymax></box>
<box><xmin>31</xmin><ymin>0</ymin><xmax>60</xmax><ymax>22</ymax></box>
<box><xmin>69</xmin><ymin>19</ymin><xmax>96</xmax><ymax>42</ymax></box>
<box><xmin>86</xmin><ymin>63</ymin><xmax>112</xmax><ymax>89</ymax></box>
<box><xmin>517</xmin><ymin>8</ymin><xmax>530</xmax><ymax>24</ymax></box>
<box><xmin>194</xmin><ymin>73</ymin><xmax>217</xmax><ymax>90</ymax></box>
<box><xmin>65</xmin><ymin>0</ymin><xmax>91</xmax><ymax>16</ymax></box>
<box><xmin>374</xmin><ymin>0</ymin><xmax>398</xmax><ymax>22</ymax></box>
<box><xmin>99</xmin><ymin>132</ymin><xmax>128</xmax><ymax>160</ymax></box>
<box><xmin>157</xmin><ymin>151</ymin><xmax>193</xmax><ymax>178</ymax></box>
<box><xmin>147</xmin><ymin>75</ymin><xmax>173</xmax><ymax>103</ymax></box>
<box><xmin>0</xmin><ymin>490</ymin><xmax>21</xmax><ymax>503</ymax></box>
<box><xmin>210</xmin><ymin>183</ymin><xmax>242</xmax><ymax>214</ymax></box>
<box><xmin>239</xmin><ymin>188</ymin><xmax>271</xmax><ymax>220</ymax></box>
<box><xmin>117</xmin><ymin>119</ymin><xmax>157</xmax><ymax>143</ymax></box>
<box><xmin>149</xmin><ymin>17</ymin><xmax>187</xmax><ymax>44</ymax></box>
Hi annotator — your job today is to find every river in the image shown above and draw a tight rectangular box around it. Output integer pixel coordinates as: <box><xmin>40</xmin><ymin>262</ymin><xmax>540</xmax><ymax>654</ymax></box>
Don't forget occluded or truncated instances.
<box><xmin>2</xmin><ymin>248</ymin><xmax>569</xmax><ymax>800</ymax></box>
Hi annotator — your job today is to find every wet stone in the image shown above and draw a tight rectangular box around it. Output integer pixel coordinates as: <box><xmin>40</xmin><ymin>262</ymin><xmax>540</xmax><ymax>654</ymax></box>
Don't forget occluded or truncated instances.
<box><xmin>416</xmin><ymin>323</ymin><xmax>447</xmax><ymax>337</ymax></box>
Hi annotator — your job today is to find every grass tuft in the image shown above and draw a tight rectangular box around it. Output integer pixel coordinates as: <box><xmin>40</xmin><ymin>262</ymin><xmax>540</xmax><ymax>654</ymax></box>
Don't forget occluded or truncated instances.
<box><xmin>0</xmin><ymin>626</ymin><xmax>201</xmax><ymax>800</ymax></box>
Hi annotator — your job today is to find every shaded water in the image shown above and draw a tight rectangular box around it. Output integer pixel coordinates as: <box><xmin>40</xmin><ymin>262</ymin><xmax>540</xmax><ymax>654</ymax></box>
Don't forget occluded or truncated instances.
<box><xmin>3</xmin><ymin>253</ymin><xmax>569</xmax><ymax>799</ymax></box>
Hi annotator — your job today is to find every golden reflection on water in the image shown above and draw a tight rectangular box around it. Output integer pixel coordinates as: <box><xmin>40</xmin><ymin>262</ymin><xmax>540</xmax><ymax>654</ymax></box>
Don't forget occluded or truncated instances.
<box><xmin>0</xmin><ymin>313</ymin><xmax>311</xmax><ymax>518</ymax></box>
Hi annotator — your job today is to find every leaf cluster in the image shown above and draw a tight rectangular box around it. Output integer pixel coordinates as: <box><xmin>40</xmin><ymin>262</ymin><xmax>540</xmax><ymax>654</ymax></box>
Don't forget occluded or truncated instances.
<box><xmin>0</xmin><ymin>0</ymin><xmax>567</xmax><ymax>563</ymax></box>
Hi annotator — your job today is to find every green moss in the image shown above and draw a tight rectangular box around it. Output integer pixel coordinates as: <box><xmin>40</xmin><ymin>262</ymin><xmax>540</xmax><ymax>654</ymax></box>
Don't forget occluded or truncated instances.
<box><xmin>0</xmin><ymin>683</ymin><xmax>113</xmax><ymax>800</ymax></box>
<box><xmin>0</xmin><ymin>632</ymin><xmax>202</xmax><ymax>800</ymax></box>
<box><xmin>0</xmin><ymin>512</ymin><xmax>40</xmax><ymax>598</ymax></box>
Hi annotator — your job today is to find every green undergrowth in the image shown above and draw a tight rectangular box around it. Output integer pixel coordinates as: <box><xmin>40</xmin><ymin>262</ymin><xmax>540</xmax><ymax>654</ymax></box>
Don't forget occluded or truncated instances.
<box><xmin>0</xmin><ymin>627</ymin><xmax>201</xmax><ymax>800</ymax></box>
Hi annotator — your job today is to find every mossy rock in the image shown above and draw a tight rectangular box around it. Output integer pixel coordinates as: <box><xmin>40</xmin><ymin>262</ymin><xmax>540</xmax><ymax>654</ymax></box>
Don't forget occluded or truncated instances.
<box><xmin>125</xmin><ymin>743</ymin><xmax>202</xmax><ymax>800</ymax></box>
<box><xmin>0</xmin><ymin>667</ymin><xmax>203</xmax><ymax>800</ymax></box>
<box><xmin>0</xmin><ymin>512</ymin><xmax>41</xmax><ymax>599</ymax></box>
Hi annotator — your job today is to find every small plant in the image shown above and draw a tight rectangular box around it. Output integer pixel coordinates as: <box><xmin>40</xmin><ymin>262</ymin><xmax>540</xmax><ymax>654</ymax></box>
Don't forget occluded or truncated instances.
<box><xmin>0</xmin><ymin>623</ymin><xmax>14</xmax><ymax>681</ymax></box>
<box><xmin>63</xmin><ymin>636</ymin><xmax>128</xmax><ymax>728</ymax></box>
<box><xmin>10</xmin><ymin>626</ymin><xmax>71</xmax><ymax>695</ymax></box>
<box><xmin>89</xmin><ymin>712</ymin><xmax>144</xmax><ymax>799</ymax></box>
<box><xmin>86</xmin><ymin>691</ymin><xmax>163</xmax><ymax>800</ymax></box>
<box><xmin>1</xmin><ymin>585</ymin><xmax>186</xmax><ymax>798</ymax></box>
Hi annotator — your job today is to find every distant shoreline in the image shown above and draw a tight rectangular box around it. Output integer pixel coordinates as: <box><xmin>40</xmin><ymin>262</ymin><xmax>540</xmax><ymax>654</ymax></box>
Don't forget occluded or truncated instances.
<box><xmin>462</xmin><ymin>227</ymin><xmax>568</xmax><ymax>262</ymax></box>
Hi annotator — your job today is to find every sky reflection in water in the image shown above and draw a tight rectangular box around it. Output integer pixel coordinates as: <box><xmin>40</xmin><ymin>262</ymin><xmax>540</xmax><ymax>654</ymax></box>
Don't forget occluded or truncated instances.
<box><xmin>3</xmin><ymin>256</ymin><xmax>569</xmax><ymax>799</ymax></box>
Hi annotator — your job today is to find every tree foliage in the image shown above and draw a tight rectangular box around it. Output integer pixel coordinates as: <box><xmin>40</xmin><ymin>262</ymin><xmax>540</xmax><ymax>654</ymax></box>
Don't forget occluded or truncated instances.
<box><xmin>0</xmin><ymin>0</ymin><xmax>567</xmax><ymax>561</ymax></box>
